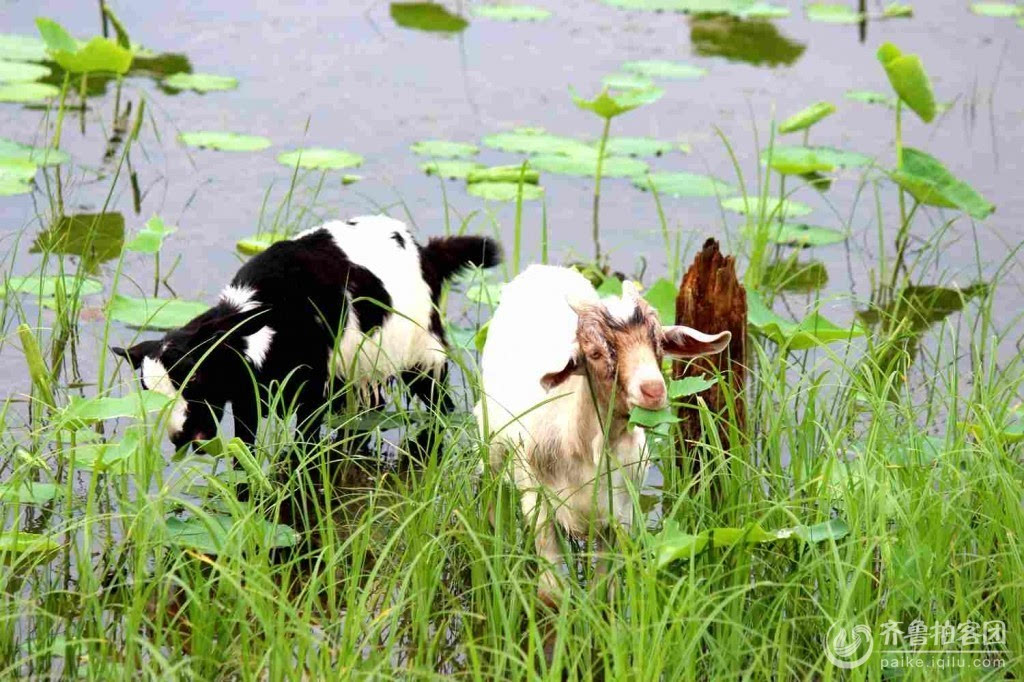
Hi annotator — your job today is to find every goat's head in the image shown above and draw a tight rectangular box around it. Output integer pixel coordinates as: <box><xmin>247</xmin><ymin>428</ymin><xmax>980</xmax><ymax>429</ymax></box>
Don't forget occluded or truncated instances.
<box><xmin>541</xmin><ymin>281</ymin><xmax>731</xmax><ymax>415</ymax></box>
<box><xmin>111</xmin><ymin>306</ymin><xmax>268</xmax><ymax>448</ymax></box>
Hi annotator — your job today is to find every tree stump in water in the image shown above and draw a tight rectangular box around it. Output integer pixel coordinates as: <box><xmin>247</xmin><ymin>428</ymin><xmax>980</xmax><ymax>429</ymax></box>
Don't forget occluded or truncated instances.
<box><xmin>673</xmin><ymin>238</ymin><xmax>747</xmax><ymax>480</ymax></box>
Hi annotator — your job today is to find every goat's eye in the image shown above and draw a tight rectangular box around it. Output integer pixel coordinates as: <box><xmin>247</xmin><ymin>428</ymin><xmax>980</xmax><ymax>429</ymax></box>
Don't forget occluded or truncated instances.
<box><xmin>587</xmin><ymin>350</ymin><xmax>604</xmax><ymax>361</ymax></box>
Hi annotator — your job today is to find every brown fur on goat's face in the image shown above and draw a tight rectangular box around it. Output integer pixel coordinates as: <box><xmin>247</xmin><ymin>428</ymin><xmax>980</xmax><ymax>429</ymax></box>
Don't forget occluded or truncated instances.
<box><xmin>574</xmin><ymin>296</ymin><xmax>666</xmax><ymax>415</ymax></box>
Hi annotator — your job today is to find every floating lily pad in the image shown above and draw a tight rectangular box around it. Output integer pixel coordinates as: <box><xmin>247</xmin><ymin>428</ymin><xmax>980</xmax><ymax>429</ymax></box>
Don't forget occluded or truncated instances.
<box><xmin>162</xmin><ymin>72</ymin><xmax>238</xmax><ymax>92</ymax></box>
<box><xmin>857</xmin><ymin>283</ymin><xmax>988</xmax><ymax>333</ymax></box>
<box><xmin>0</xmin><ymin>59</ymin><xmax>50</xmax><ymax>83</ymax></box>
<box><xmin>465</xmin><ymin>281</ymin><xmax>504</xmax><ymax>305</ymax></box>
<box><xmin>970</xmin><ymin>2</ymin><xmax>1022</xmax><ymax>16</ymax></box>
<box><xmin>65</xmin><ymin>391</ymin><xmax>174</xmax><ymax>422</ymax></box>
<box><xmin>179</xmin><ymin>131</ymin><xmax>271</xmax><ymax>152</ymax></box>
<box><xmin>761</xmin><ymin>260</ymin><xmax>829</xmax><ymax>292</ymax></box>
<box><xmin>881</xmin><ymin>3</ymin><xmax>913</xmax><ymax>18</ymax></box>
<box><xmin>420</xmin><ymin>159</ymin><xmax>483</xmax><ymax>179</ymax></box>
<box><xmin>125</xmin><ymin>215</ymin><xmax>176</xmax><ymax>254</ymax></box>
<box><xmin>466</xmin><ymin>181</ymin><xmax>544</xmax><ymax>201</ymax></box>
<box><xmin>778</xmin><ymin>101</ymin><xmax>836</xmax><ymax>134</ymax></box>
<box><xmin>236</xmin><ymin>233</ymin><xmax>288</xmax><ymax>255</ymax></box>
<box><xmin>531</xmin><ymin>152</ymin><xmax>648</xmax><ymax>177</ymax></box>
<box><xmin>0</xmin><ymin>34</ymin><xmax>48</xmax><ymax>62</ymax></box>
<box><xmin>892</xmin><ymin>148</ymin><xmax>994</xmax><ymax>219</ymax></box>
<box><xmin>737</xmin><ymin>2</ymin><xmax>791</xmax><ymax>17</ymax></box>
<box><xmin>0</xmin><ymin>158</ymin><xmax>37</xmax><ymax>182</ymax></box>
<box><xmin>634</xmin><ymin>171</ymin><xmax>734</xmax><ymax>197</ymax></box>
<box><xmin>763</xmin><ymin>146</ymin><xmax>872</xmax><ymax>175</ymax></box>
<box><xmin>603</xmin><ymin>137</ymin><xmax>675</xmax><ymax>157</ymax></box>
<box><xmin>277</xmin><ymin>148</ymin><xmax>363</xmax><ymax>170</ymax></box>
<box><xmin>31</xmin><ymin>213</ymin><xmax>125</xmax><ymax>270</ymax></box>
<box><xmin>2</xmin><ymin>274</ymin><xmax>103</xmax><ymax>298</ymax></box>
<box><xmin>601</xmin><ymin>0</ymin><xmax>765</xmax><ymax>12</ymax></box>
<box><xmin>0</xmin><ymin>138</ymin><xmax>69</xmax><ymax>166</ymax></box>
<box><xmin>0</xmin><ymin>531</ymin><xmax>60</xmax><ymax>561</ymax></box>
<box><xmin>0</xmin><ymin>82</ymin><xmax>59</xmax><ymax>102</ymax></box>
<box><xmin>845</xmin><ymin>90</ymin><xmax>897</xmax><ymax>108</ymax></box>
<box><xmin>877</xmin><ymin>42</ymin><xmax>936</xmax><ymax>123</ymax></box>
<box><xmin>466</xmin><ymin>165</ymin><xmax>540</xmax><ymax>184</ymax></box>
<box><xmin>691</xmin><ymin>15</ymin><xmax>806</xmax><ymax>67</ymax></box>
<box><xmin>109</xmin><ymin>294</ymin><xmax>207</xmax><ymax>329</ymax></box>
<box><xmin>481</xmin><ymin>130</ymin><xmax>593</xmax><ymax>156</ymax></box>
<box><xmin>602</xmin><ymin>73</ymin><xmax>656</xmax><ymax>91</ymax></box>
<box><xmin>748</xmin><ymin>289</ymin><xmax>863</xmax><ymax>349</ymax></box>
<box><xmin>471</xmin><ymin>5</ymin><xmax>552</xmax><ymax>20</ymax></box>
<box><xmin>721</xmin><ymin>196</ymin><xmax>813</xmax><ymax>218</ymax></box>
<box><xmin>0</xmin><ymin>176</ymin><xmax>32</xmax><ymax>195</ymax></box>
<box><xmin>0</xmin><ymin>481</ymin><xmax>58</xmax><ymax>505</ymax></box>
<box><xmin>621</xmin><ymin>60</ymin><xmax>706</xmax><ymax>80</ymax></box>
<box><xmin>806</xmin><ymin>3</ymin><xmax>864</xmax><ymax>22</ymax></box>
<box><xmin>409</xmin><ymin>139</ymin><xmax>478</xmax><ymax>158</ymax></box>
<box><xmin>390</xmin><ymin>2</ymin><xmax>469</xmax><ymax>32</ymax></box>
<box><xmin>164</xmin><ymin>514</ymin><xmax>299</xmax><ymax>554</ymax></box>
<box><xmin>742</xmin><ymin>222</ymin><xmax>847</xmax><ymax>247</ymax></box>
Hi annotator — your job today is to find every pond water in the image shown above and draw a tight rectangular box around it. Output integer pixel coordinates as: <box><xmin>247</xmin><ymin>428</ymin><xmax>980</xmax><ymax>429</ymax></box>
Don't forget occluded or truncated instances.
<box><xmin>1</xmin><ymin>0</ymin><xmax>1022</xmax><ymax>389</ymax></box>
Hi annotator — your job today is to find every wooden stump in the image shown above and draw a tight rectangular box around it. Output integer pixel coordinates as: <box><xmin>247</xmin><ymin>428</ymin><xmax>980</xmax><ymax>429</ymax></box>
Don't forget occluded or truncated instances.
<box><xmin>673</xmin><ymin>238</ymin><xmax>747</xmax><ymax>479</ymax></box>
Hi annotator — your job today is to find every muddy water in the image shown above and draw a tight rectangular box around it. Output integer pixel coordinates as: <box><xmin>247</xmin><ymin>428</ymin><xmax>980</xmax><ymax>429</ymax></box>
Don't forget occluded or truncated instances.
<box><xmin>1</xmin><ymin>0</ymin><xmax>1022</xmax><ymax>391</ymax></box>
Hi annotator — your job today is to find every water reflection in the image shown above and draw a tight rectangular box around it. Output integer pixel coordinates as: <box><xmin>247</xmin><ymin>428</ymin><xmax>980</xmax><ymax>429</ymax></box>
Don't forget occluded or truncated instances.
<box><xmin>690</xmin><ymin>16</ymin><xmax>805</xmax><ymax>67</ymax></box>
<box><xmin>31</xmin><ymin>212</ymin><xmax>125</xmax><ymax>271</ymax></box>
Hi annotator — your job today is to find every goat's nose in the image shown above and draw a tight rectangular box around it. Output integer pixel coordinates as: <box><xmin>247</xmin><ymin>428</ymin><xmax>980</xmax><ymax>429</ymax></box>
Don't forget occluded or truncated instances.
<box><xmin>639</xmin><ymin>380</ymin><xmax>666</xmax><ymax>403</ymax></box>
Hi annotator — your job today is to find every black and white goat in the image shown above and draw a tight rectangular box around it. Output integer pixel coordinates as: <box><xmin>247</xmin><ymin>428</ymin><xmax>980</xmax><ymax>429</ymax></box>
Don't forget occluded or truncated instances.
<box><xmin>113</xmin><ymin>215</ymin><xmax>500</xmax><ymax>450</ymax></box>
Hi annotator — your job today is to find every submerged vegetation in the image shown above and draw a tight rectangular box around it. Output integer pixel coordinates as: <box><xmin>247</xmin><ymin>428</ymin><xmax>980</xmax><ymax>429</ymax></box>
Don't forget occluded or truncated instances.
<box><xmin>0</xmin><ymin>2</ymin><xmax>1021</xmax><ymax>680</ymax></box>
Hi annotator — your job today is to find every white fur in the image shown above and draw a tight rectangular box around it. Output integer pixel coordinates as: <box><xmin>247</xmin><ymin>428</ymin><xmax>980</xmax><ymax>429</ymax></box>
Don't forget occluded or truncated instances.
<box><xmin>474</xmin><ymin>265</ymin><xmax>651</xmax><ymax>597</ymax></box>
<box><xmin>244</xmin><ymin>326</ymin><xmax>275</xmax><ymax>369</ymax></box>
<box><xmin>309</xmin><ymin>216</ymin><xmax>447</xmax><ymax>384</ymax></box>
<box><xmin>220</xmin><ymin>285</ymin><xmax>259</xmax><ymax>312</ymax></box>
<box><xmin>141</xmin><ymin>356</ymin><xmax>188</xmax><ymax>437</ymax></box>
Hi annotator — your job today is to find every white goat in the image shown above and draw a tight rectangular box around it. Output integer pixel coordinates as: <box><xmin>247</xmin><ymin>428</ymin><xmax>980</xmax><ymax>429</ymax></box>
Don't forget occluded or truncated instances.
<box><xmin>475</xmin><ymin>265</ymin><xmax>731</xmax><ymax>602</ymax></box>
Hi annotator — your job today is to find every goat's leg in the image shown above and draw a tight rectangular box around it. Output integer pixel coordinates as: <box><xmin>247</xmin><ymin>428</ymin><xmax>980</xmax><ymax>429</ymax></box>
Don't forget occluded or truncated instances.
<box><xmin>521</xmin><ymin>488</ymin><xmax>564</xmax><ymax>607</ymax></box>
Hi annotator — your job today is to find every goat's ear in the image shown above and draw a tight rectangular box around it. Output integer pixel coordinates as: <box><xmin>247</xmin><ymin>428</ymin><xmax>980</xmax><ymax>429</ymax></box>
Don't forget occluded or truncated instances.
<box><xmin>110</xmin><ymin>339</ymin><xmax>160</xmax><ymax>369</ymax></box>
<box><xmin>203</xmin><ymin>307</ymin><xmax>271</xmax><ymax>340</ymax></box>
<box><xmin>540</xmin><ymin>349</ymin><xmax>585</xmax><ymax>391</ymax></box>
<box><xmin>662</xmin><ymin>327</ymin><xmax>731</xmax><ymax>358</ymax></box>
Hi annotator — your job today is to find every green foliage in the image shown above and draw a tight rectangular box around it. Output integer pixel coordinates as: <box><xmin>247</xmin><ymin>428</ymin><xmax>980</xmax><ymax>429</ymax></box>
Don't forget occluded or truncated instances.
<box><xmin>162</xmin><ymin>72</ymin><xmax>238</xmax><ymax>92</ymax></box>
<box><xmin>2</xmin><ymin>274</ymin><xmax>103</xmax><ymax>297</ymax></box>
<box><xmin>620</xmin><ymin>60</ymin><xmax>706</xmax><ymax>80</ymax></box>
<box><xmin>0</xmin><ymin>137</ymin><xmax>69</xmax><ymax>166</ymax></box>
<box><xmin>763</xmin><ymin>146</ymin><xmax>872</xmax><ymax>175</ymax></box>
<box><xmin>236</xmin><ymin>233</ymin><xmax>288</xmax><ymax>255</ymax></box>
<box><xmin>64</xmin><ymin>391</ymin><xmax>173</xmax><ymax>422</ymax></box>
<box><xmin>277</xmin><ymin>148</ymin><xmax>364</xmax><ymax>170</ymax></box>
<box><xmin>179</xmin><ymin>131</ymin><xmax>272</xmax><ymax>152</ymax></box>
<box><xmin>891</xmin><ymin>148</ymin><xmax>994</xmax><ymax>218</ymax></box>
<box><xmin>471</xmin><ymin>5</ymin><xmax>552</xmax><ymax>20</ymax></box>
<box><xmin>531</xmin><ymin>152</ymin><xmax>647</xmax><ymax>177</ymax></box>
<box><xmin>0</xmin><ymin>81</ymin><xmax>59</xmax><ymax>102</ymax></box>
<box><xmin>571</xmin><ymin>86</ymin><xmax>664</xmax><ymax>119</ymax></box>
<box><xmin>108</xmin><ymin>294</ymin><xmax>208</xmax><ymax>329</ymax></box>
<box><xmin>778</xmin><ymin>101</ymin><xmax>835</xmax><ymax>134</ymax></box>
<box><xmin>0</xmin><ymin>531</ymin><xmax>60</xmax><ymax>560</ymax></box>
<box><xmin>481</xmin><ymin>130</ymin><xmax>593</xmax><ymax>156</ymax></box>
<box><xmin>0</xmin><ymin>481</ymin><xmax>58</xmax><ymax>504</ymax></box>
<box><xmin>602</xmin><ymin>72</ymin><xmax>656</xmax><ymax>91</ymax></box>
<box><xmin>0</xmin><ymin>34</ymin><xmax>48</xmax><ymax>62</ymax></box>
<box><xmin>36</xmin><ymin>18</ymin><xmax>133</xmax><ymax>75</ymax></box>
<box><xmin>721</xmin><ymin>196</ymin><xmax>813</xmax><ymax>218</ymax></box>
<box><xmin>635</xmin><ymin>171</ymin><xmax>734</xmax><ymax>197</ymax></box>
<box><xmin>163</xmin><ymin>514</ymin><xmax>299</xmax><ymax>555</ymax></box>
<box><xmin>466</xmin><ymin>165</ymin><xmax>540</xmax><ymax>184</ymax></box>
<box><xmin>877</xmin><ymin>42</ymin><xmax>936</xmax><ymax>123</ymax></box>
<box><xmin>0</xmin><ymin>59</ymin><xmax>50</xmax><ymax>83</ymax></box>
<box><xmin>603</xmin><ymin>137</ymin><xmax>675</xmax><ymax>157</ymax></box>
<box><xmin>409</xmin><ymin>139</ymin><xmax>479</xmax><ymax>158</ymax></box>
<box><xmin>747</xmin><ymin>289</ymin><xmax>864</xmax><ymax>348</ymax></box>
<box><xmin>805</xmin><ymin>3</ymin><xmax>864</xmax><ymax>22</ymax></box>
<box><xmin>125</xmin><ymin>215</ymin><xmax>176</xmax><ymax>254</ymax></box>
<box><xmin>466</xmin><ymin>181</ymin><xmax>544</xmax><ymax>201</ymax></box>
<box><xmin>421</xmin><ymin>159</ymin><xmax>482</xmax><ymax>179</ymax></box>
<box><xmin>970</xmin><ymin>2</ymin><xmax>1022</xmax><ymax>16</ymax></box>
<box><xmin>742</xmin><ymin>222</ymin><xmax>846</xmax><ymax>247</ymax></box>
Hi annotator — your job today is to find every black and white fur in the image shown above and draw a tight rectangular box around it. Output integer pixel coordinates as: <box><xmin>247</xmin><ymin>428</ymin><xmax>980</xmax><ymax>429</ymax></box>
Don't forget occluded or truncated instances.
<box><xmin>112</xmin><ymin>215</ymin><xmax>501</xmax><ymax>450</ymax></box>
